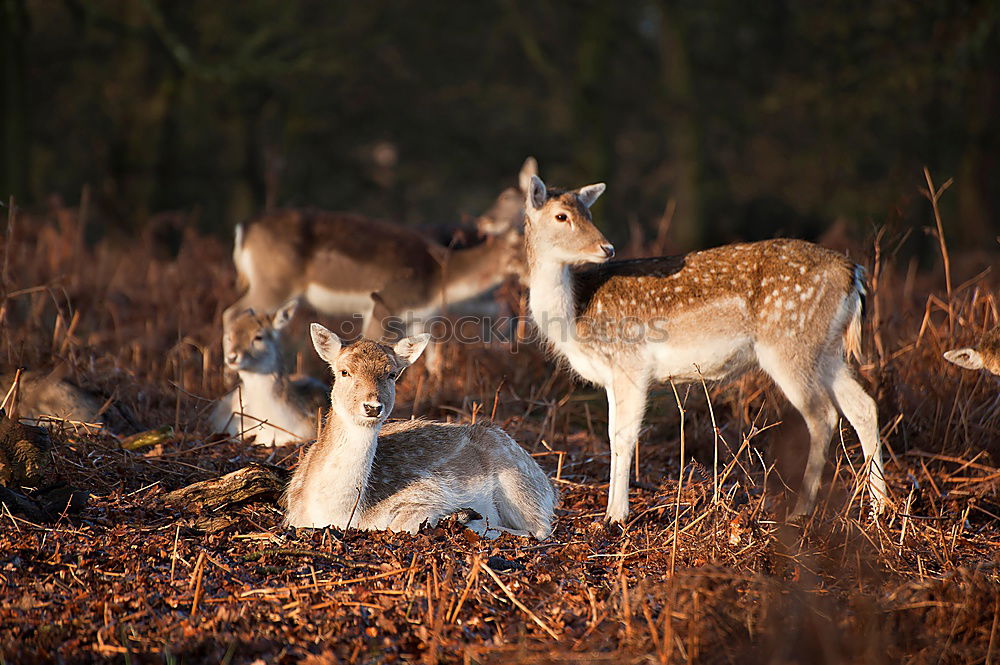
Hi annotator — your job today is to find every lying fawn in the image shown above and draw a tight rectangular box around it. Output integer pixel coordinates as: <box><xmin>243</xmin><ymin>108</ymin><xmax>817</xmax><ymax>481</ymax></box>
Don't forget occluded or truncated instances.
<box><xmin>212</xmin><ymin>299</ymin><xmax>329</xmax><ymax>446</ymax></box>
<box><xmin>944</xmin><ymin>326</ymin><xmax>1000</xmax><ymax>375</ymax></box>
<box><xmin>1</xmin><ymin>369</ymin><xmax>104</xmax><ymax>425</ymax></box>
<box><xmin>523</xmin><ymin>174</ymin><xmax>885</xmax><ymax>522</ymax></box>
<box><xmin>284</xmin><ymin>324</ymin><xmax>556</xmax><ymax>538</ymax></box>
<box><xmin>0</xmin><ymin>367</ymin><xmax>141</xmax><ymax>434</ymax></box>
<box><xmin>224</xmin><ymin>159</ymin><xmax>536</xmax><ymax>340</ymax></box>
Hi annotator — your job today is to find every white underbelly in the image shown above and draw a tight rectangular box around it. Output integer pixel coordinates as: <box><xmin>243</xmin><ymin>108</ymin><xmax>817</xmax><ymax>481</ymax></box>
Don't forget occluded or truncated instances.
<box><xmin>305</xmin><ymin>284</ymin><xmax>375</xmax><ymax>316</ymax></box>
<box><xmin>650</xmin><ymin>336</ymin><xmax>753</xmax><ymax>382</ymax></box>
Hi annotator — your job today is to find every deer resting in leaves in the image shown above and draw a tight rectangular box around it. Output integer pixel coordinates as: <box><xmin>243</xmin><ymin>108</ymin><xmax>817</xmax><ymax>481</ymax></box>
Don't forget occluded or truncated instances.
<box><xmin>212</xmin><ymin>299</ymin><xmax>328</xmax><ymax>446</ymax></box>
<box><xmin>283</xmin><ymin>324</ymin><xmax>556</xmax><ymax>538</ymax></box>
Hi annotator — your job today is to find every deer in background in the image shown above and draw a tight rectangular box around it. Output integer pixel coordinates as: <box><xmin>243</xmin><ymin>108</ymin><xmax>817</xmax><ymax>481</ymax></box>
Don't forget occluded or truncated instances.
<box><xmin>1</xmin><ymin>369</ymin><xmax>105</xmax><ymax>426</ymax></box>
<box><xmin>1</xmin><ymin>368</ymin><xmax>139</xmax><ymax>435</ymax></box>
<box><xmin>522</xmin><ymin>173</ymin><xmax>885</xmax><ymax>523</ymax></box>
<box><xmin>223</xmin><ymin>159</ymin><xmax>537</xmax><ymax>342</ymax></box>
<box><xmin>212</xmin><ymin>299</ymin><xmax>329</xmax><ymax>446</ymax></box>
<box><xmin>944</xmin><ymin>326</ymin><xmax>1000</xmax><ymax>376</ymax></box>
<box><xmin>284</xmin><ymin>324</ymin><xmax>556</xmax><ymax>538</ymax></box>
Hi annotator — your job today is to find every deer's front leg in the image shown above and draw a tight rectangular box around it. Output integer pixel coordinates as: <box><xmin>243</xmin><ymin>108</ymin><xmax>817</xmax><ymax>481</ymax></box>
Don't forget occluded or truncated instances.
<box><xmin>605</xmin><ymin>370</ymin><xmax>649</xmax><ymax>524</ymax></box>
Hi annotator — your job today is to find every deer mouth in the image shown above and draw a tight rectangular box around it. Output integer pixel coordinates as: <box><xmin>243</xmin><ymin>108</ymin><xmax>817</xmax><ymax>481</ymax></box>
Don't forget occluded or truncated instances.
<box><xmin>582</xmin><ymin>244</ymin><xmax>614</xmax><ymax>263</ymax></box>
<box><xmin>356</xmin><ymin>404</ymin><xmax>385</xmax><ymax>426</ymax></box>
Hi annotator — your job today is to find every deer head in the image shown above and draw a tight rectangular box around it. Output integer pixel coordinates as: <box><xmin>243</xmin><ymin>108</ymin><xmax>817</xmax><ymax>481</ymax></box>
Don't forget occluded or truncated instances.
<box><xmin>475</xmin><ymin>157</ymin><xmax>539</xmax><ymax>237</ymax></box>
<box><xmin>523</xmin><ymin>174</ymin><xmax>613</xmax><ymax>267</ymax></box>
<box><xmin>310</xmin><ymin>324</ymin><xmax>430</xmax><ymax>428</ymax></box>
<box><xmin>944</xmin><ymin>327</ymin><xmax>1000</xmax><ymax>375</ymax></box>
<box><xmin>222</xmin><ymin>298</ymin><xmax>298</xmax><ymax>374</ymax></box>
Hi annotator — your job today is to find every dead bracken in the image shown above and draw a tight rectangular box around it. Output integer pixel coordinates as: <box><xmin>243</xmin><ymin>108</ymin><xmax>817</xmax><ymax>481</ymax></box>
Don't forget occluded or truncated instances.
<box><xmin>0</xmin><ymin>201</ymin><xmax>998</xmax><ymax>665</ymax></box>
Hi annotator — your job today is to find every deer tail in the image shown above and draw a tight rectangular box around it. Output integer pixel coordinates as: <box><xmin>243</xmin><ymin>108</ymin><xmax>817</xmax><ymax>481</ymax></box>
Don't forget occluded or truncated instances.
<box><xmin>843</xmin><ymin>264</ymin><xmax>867</xmax><ymax>363</ymax></box>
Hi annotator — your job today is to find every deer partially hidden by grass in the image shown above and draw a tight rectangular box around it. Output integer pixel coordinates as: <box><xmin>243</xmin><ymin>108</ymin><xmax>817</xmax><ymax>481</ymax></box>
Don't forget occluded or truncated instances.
<box><xmin>283</xmin><ymin>324</ymin><xmax>556</xmax><ymax>538</ymax></box>
<box><xmin>1</xmin><ymin>369</ymin><xmax>104</xmax><ymax>426</ymax></box>
<box><xmin>212</xmin><ymin>299</ymin><xmax>328</xmax><ymax>446</ymax></box>
<box><xmin>0</xmin><ymin>368</ymin><xmax>138</xmax><ymax>434</ymax></box>
<box><xmin>944</xmin><ymin>326</ymin><xmax>1000</xmax><ymax>376</ymax></box>
<box><xmin>223</xmin><ymin>159</ymin><xmax>536</xmax><ymax>341</ymax></box>
<box><xmin>522</xmin><ymin>173</ymin><xmax>885</xmax><ymax>522</ymax></box>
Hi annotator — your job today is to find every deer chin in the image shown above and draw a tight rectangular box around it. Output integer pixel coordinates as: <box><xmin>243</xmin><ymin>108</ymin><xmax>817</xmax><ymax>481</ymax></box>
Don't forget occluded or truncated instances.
<box><xmin>574</xmin><ymin>251</ymin><xmax>612</xmax><ymax>266</ymax></box>
<box><xmin>353</xmin><ymin>414</ymin><xmax>384</xmax><ymax>428</ymax></box>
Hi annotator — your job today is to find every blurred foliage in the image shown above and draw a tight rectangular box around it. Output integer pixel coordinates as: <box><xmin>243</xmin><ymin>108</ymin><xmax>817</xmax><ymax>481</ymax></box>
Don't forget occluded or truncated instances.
<box><xmin>2</xmin><ymin>0</ymin><xmax>998</xmax><ymax>246</ymax></box>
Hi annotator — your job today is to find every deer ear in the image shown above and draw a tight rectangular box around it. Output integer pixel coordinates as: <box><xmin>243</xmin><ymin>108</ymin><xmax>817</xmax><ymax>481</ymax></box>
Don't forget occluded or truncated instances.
<box><xmin>576</xmin><ymin>183</ymin><xmax>606</xmax><ymax>208</ymax></box>
<box><xmin>519</xmin><ymin>157</ymin><xmax>538</xmax><ymax>193</ymax></box>
<box><xmin>310</xmin><ymin>323</ymin><xmax>342</xmax><ymax>364</ymax></box>
<box><xmin>393</xmin><ymin>333</ymin><xmax>431</xmax><ymax>367</ymax></box>
<box><xmin>527</xmin><ymin>175</ymin><xmax>547</xmax><ymax>211</ymax></box>
<box><xmin>943</xmin><ymin>348</ymin><xmax>984</xmax><ymax>370</ymax></box>
<box><xmin>272</xmin><ymin>298</ymin><xmax>299</xmax><ymax>330</ymax></box>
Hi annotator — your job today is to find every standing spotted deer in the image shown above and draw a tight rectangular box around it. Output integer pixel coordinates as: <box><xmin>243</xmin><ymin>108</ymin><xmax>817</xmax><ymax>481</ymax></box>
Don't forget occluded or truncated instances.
<box><xmin>212</xmin><ymin>299</ymin><xmax>329</xmax><ymax>445</ymax></box>
<box><xmin>522</xmin><ymin>174</ymin><xmax>885</xmax><ymax>522</ymax></box>
<box><xmin>944</xmin><ymin>326</ymin><xmax>1000</xmax><ymax>376</ymax></box>
<box><xmin>284</xmin><ymin>324</ymin><xmax>556</xmax><ymax>538</ymax></box>
<box><xmin>224</xmin><ymin>159</ymin><xmax>537</xmax><ymax>340</ymax></box>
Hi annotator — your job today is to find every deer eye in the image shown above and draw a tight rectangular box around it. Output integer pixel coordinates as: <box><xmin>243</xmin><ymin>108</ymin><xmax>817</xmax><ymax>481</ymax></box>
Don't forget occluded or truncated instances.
<box><xmin>340</xmin><ymin>370</ymin><xmax>349</xmax><ymax>378</ymax></box>
<box><xmin>555</xmin><ymin>213</ymin><xmax>568</xmax><ymax>222</ymax></box>
<box><xmin>254</xmin><ymin>334</ymin><xmax>265</xmax><ymax>342</ymax></box>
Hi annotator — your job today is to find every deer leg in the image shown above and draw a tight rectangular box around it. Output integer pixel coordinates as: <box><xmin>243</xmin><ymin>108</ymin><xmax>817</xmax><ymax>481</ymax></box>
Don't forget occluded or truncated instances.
<box><xmin>605</xmin><ymin>370</ymin><xmax>649</xmax><ymax>523</ymax></box>
<box><xmin>759</xmin><ymin>349</ymin><xmax>838</xmax><ymax>516</ymax></box>
<box><xmin>386</xmin><ymin>505</ymin><xmax>440</xmax><ymax>534</ymax></box>
<box><xmin>361</xmin><ymin>292</ymin><xmax>392</xmax><ymax>341</ymax></box>
<box><xmin>224</xmin><ymin>285</ymin><xmax>290</xmax><ymax>328</ymax></box>
<box><xmin>410</xmin><ymin>325</ymin><xmax>443</xmax><ymax>378</ymax></box>
<box><xmin>792</xmin><ymin>395</ymin><xmax>838</xmax><ymax>517</ymax></box>
<box><xmin>828</xmin><ymin>363</ymin><xmax>886</xmax><ymax>514</ymax></box>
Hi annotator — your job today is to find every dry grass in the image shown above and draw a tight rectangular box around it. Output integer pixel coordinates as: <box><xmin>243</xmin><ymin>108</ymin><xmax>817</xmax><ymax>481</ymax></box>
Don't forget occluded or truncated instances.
<box><xmin>0</xmin><ymin>199</ymin><xmax>998</xmax><ymax>664</ymax></box>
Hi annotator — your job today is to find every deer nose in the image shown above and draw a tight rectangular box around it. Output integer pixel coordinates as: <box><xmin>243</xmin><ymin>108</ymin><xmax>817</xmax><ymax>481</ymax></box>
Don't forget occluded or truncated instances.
<box><xmin>363</xmin><ymin>402</ymin><xmax>383</xmax><ymax>418</ymax></box>
<box><xmin>226</xmin><ymin>353</ymin><xmax>239</xmax><ymax>365</ymax></box>
<box><xmin>600</xmin><ymin>244</ymin><xmax>615</xmax><ymax>259</ymax></box>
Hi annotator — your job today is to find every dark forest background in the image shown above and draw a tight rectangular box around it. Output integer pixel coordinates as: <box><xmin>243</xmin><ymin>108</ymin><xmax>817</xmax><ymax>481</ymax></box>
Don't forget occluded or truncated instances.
<box><xmin>1</xmin><ymin>0</ymin><xmax>998</xmax><ymax>249</ymax></box>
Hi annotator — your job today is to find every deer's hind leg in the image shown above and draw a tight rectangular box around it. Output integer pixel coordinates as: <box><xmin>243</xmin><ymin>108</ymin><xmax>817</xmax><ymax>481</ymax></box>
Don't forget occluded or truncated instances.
<box><xmin>442</xmin><ymin>498</ymin><xmax>534</xmax><ymax>539</ymax></box>
<box><xmin>827</xmin><ymin>362</ymin><xmax>885</xmax><ymax>513</ymax></box>
<box><xmin>757</xmin><ymin>345</ymin><xmax>839</xmax><ymax>517</ymax></box>
<box><xmin>492</xmin><ymin>469</ymin><xmax>555</xmax><ymax>539</ymax></box>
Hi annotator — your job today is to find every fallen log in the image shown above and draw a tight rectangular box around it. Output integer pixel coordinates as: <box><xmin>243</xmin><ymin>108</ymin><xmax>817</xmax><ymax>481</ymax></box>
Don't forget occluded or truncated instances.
<box><xmin>162</xmin><ymin>462</ymin><xmax>291</xmax><ymax>512</ymax></box>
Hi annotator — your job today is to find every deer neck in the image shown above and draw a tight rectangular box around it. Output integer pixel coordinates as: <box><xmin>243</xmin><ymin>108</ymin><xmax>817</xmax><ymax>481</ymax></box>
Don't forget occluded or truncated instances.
<box><xmin>525</xmin><ymin>251</ymin><xmax>619</xmax><ymax>386</ymax></box>
<box><xmin>299</xmin><ymin>411</ymin><xmax>380</xmax><ymax>528</ymax></box>
<box><xmin>236</xmin><ymin>370</ymin><xmax>284</xmax><ymax>404</ymax></box>
<box><xmin>437</xmin><ymin>238</ymin><xmax>511</xmax><ymax>306</ymax></box>
<box><xmin>526</xmin><ymin>256</ymin><xmax>578</xmax><ymax>348</ymax></box>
